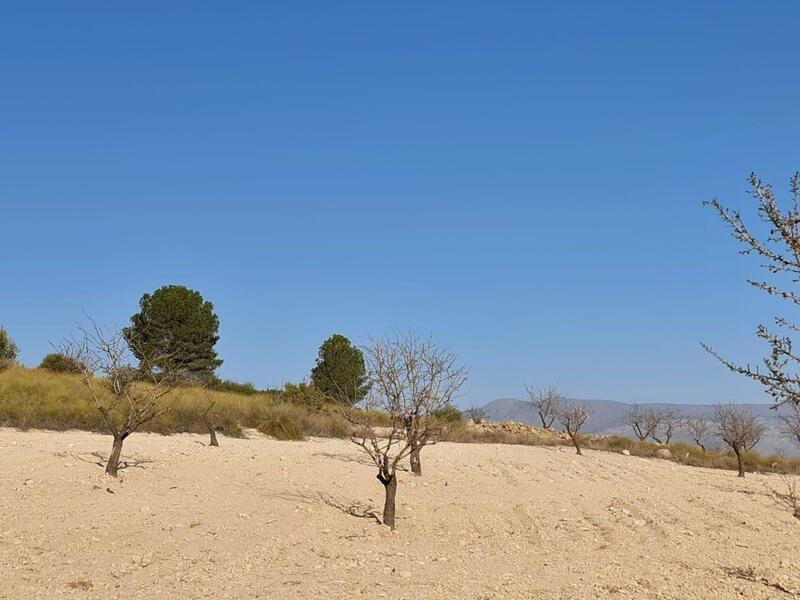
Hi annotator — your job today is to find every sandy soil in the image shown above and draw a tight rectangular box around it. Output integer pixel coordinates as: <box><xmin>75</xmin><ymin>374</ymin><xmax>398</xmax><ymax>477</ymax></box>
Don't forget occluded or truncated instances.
<box><xmin>1</xmin><ymin>429</ymin><xmax>799</xmax><ymax>599</ymax></box>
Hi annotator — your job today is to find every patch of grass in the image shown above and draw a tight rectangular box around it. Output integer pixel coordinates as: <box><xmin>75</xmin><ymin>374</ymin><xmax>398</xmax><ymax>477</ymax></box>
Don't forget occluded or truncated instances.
<box><xmin>257</xmin><ymin>407</ymin><xmax>305</xmax><ymax>441</ymax></box>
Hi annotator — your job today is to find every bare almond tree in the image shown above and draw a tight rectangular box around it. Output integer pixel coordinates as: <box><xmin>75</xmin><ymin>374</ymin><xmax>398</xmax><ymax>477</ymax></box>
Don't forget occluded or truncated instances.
<box><xmin>59</xmin><ymin>320</ymin><xmax>181</xmax><ymax>476</ymax></box>
<box><xmin>558</xmin><ymin>403</ymin><xmax>590</xmax><ymax>455</ymax></box>
<box><xmin>703</xmin><ymin>173</ymin><xmax>800</xmax><ymax>418</ymax></box>
<box><xmin>336</xmin><ymin>333</ymin><xmax>466</xmax><ymax>529</ymax></box>
<box><xmin>525</xmin><ymin>384</ymin><xmax>564</xmax><ymax>429</ymax></box>
<box><xmin>684</xmin><ymin>416</ymin><xmax>712</xmax><ymax>451</ymax></box>
<box><xmin>465</xmin><ymin>406</ymin><xmax>486</xmax><ymax>424</ymax></box>
<box><xmin>780</xmin><ymin>403</ymin><xmax>800</xmax><ymax>447</ymax></box>
<box><xmin>622</xmin><ymin>402</ymin><xmax>661</xmax><ymax>442</ymax></box>
<box><xmin>652</xmin><ymin>408</ymin><xmax>681</xmax><ymax>445</ymax></box>
<box><xmin>766</xmin><ymin>474</ymin><xmax>800</xmax><ymax>520</ymax></box>
<box><xmin>713</xmin><ymin>403</ymin><xmax>765</xmax><ymax>478</ymax></box>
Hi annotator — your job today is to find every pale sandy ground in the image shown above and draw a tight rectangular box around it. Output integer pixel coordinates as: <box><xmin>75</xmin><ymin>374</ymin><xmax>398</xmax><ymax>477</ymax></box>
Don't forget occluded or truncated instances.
<box><xmin>1</xmin><ymin>429</ymin><xmax>799</xmax><ymax>600</ymax></box>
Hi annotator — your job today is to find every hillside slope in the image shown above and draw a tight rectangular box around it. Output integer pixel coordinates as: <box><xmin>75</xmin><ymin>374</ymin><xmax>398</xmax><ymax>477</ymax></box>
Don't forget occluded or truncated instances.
<box><xmin>482</xmin><ymin>397</ymin><xmax>800</xmax><ymax>457</ymax></box>
<box><xmin>1</xmin><ymin>429</ymin><xmax>798</xmax><ymax>599</ymax></box>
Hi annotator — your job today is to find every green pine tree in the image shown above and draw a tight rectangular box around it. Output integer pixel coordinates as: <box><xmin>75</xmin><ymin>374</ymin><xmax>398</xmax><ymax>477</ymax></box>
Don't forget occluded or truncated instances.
<box><xmin>310</xmin><ymin>334</ymin><xmax>370</xmax><ymax>404</ymax></box>
<box><xmin>123</xmin><ymin>285</ymin><xmax>222</xmax><ymax>377</ymax></box>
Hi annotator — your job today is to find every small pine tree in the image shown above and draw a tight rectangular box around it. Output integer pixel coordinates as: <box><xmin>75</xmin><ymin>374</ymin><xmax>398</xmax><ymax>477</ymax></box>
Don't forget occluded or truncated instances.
<box><xmin>0</xmin><ymin>326</ymin><xmax>19</xmax><ymax>361</ymax></box>
<box><xmin>310</xmin><ymin>334</ymin><xmax>370</xmax><ymax>404</ymax></box>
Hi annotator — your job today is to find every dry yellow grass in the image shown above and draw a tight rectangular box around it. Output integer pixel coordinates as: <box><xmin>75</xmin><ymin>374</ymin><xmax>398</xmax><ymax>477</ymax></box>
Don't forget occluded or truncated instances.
<box><xmin>0</xmin><ymin>365</ymin><xmax>349</xmax><ymax>440</ymax></box>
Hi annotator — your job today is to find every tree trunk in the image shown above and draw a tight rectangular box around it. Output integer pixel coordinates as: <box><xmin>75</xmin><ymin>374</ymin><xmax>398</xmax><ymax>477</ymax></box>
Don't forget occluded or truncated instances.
<box><xmin>569</xmin><ymin>432</ymin><xmax>582</xmax><ymax>455</ymax></box>
<box><xmin>205</xmin><ymin>417</ymin><xmax>219</xmax><ymax>447</ymax></box>
<box><xmin>735</xmin><ymin>448</ymin><xmax>745</xmax><ymax>477</ymax></box>
<box><xmin>410</xmin><ymin>443</ymin><xmax>421</xmax><ymax>476</ymax></box>
<box><xmin>379</xmin><ymin>474</ymin><xmax>397</xmax><ymax>530</ymax></box>
<box><xmin>106</xmin><ymin>436</ymin><xmax>124</xmax><ymax>476</ymax></box>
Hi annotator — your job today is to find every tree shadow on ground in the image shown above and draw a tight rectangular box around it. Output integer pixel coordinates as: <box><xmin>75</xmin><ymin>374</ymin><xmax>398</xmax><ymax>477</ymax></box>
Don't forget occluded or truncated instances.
<box><xmin>265</xmin><ymin>489</ymin><xmax>382</xmax><ymax>524</ymax></box>
<box><xmin>73</xmin><ymin>451</ymin><xmax>152</xmax><ymax>472</ymax></box>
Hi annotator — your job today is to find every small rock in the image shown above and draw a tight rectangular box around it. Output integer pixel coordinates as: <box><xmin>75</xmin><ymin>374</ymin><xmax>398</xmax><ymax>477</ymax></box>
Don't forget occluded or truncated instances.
<box><xmin>655</xmin><ymin>448</ymin><xmax>672</xmax><ymax>460</ymax></box>
<box><xmin>621</xmin><ymin>450</ymin><xmax>630</xmax><ymax>456</ymax></box>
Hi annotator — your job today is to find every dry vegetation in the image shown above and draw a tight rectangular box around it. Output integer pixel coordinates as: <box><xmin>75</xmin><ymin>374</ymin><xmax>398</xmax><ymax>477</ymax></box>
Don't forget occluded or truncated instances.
<box><xmin>0</xmin><ymin>365</ymin><xmax>360</xmax><ymax>440</ymax></box>
<box><xmin>3</xmin><ymin>365</ymin><xmax>800</xmax><ymax>478</ymax></box>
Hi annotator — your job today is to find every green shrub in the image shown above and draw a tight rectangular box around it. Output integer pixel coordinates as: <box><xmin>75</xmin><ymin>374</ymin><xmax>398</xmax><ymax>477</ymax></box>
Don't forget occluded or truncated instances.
<box><xmin>212</xmin><ymin>379</ymin><xmax>259</xmax><ymax>395</ymax></box>
<box><xmin>282</xmin><ymin>381</ymin><xmax>328</xmax><ymax>411</ymax></box>
<box><xmin>434</xmin><ymin>404</ymin><xmax>464</xmax><ymax>423</ymax></box>
<box><xmin>39</xmin><ymin>353</ymin><xmax>85</xmax><ymax>374</ymax></box>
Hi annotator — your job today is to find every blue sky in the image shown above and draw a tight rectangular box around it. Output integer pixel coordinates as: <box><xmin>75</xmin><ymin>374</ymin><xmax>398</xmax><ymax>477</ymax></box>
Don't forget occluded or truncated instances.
<box><xmin>3</xmin><ymin>2</ymin><xmax>800</xmax><ymax>406</ymax></box>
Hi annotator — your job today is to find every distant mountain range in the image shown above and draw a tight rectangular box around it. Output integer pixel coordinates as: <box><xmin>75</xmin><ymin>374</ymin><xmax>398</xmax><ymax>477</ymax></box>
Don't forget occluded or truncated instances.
<box><xmin>479</xmin><ymin>397</ymin><xmax>800</xmax><ymax>457</ymax></box>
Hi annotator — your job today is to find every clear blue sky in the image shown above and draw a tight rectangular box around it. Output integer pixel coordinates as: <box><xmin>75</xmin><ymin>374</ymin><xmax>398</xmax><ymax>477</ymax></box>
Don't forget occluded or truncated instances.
<box><xmin>3</xmin><ymin>2</ymin><xmax>800</xmax><ymax>406</ymax></box>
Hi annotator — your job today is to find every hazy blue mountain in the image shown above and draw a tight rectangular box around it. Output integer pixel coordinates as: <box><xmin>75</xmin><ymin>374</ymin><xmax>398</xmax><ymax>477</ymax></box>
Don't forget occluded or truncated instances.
<box><xmin>480</xmin><ymin>398</ymin><xmax>799</xmax><ymax>457</ymax></box>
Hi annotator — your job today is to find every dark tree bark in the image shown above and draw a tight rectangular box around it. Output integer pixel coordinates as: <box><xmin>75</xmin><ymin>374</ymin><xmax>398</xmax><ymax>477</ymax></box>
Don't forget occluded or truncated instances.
<box><xmin>106</xmin><ymin>436</ymin><xmax>124</xmax><ymax>476</ymax></box>
<box><xmin>409</xmin><ymin>442</ymin><xmax>421</xmax><ymax>476</ymax></box>
<box><xmin>208</xmin><ymin>425</ymin><xmax>219</xmax><ymax>447</ymax></box>
<box><xmin>202</xmin><ymin>398</ymin><xmax>219</xmax><ymax>447</ymax></box>
<box><xmin>734</xmin><ymin>446</ymin><xmax>745</xmax><ymax>478</ymax></box>
<box><xmin>568</xmin><ymin>432</ymin><xmax>582</xmax><ymax>455</ymax></box>
<box><xmin>378</xmin><ymin>473</ymin><xmax>398</xmax><ymax>530</ymax></box>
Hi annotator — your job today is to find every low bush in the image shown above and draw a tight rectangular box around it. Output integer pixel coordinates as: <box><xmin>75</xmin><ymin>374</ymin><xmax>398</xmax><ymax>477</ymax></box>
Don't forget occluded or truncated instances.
<box><xmin>281</xmin><ymin>381</ymin><xmax>328</xmax><ymax>410</ymax></box>
<box><xmin>257</xmin><ymin>407</ymin><xmax>305</xmax><ymax>441</ymax></box>
<box><xmin>39</xmin><ymin>353</ymin><xmax>85</xmax><ymax>374</ymax></box>
<box><xmin>434</xmin><ymin>404</ymin><xmax>464</xmax><ymax>423</ymax></box>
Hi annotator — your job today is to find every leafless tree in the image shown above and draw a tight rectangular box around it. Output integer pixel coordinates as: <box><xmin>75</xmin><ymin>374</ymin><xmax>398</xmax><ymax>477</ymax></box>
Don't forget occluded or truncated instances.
<box><xmin>713</xmin><ymin>403</ymin><xmax>765</xmax><ymax>478</ymax></box>
<box><xmin>557</xmin><ymin>403</ymin><xmax>590</xmax><ymax>455</ymax></box>
<box><xmin>651</xmin><ymin>408</ymin><xmax>681</xmax><ymax>445</ymax></box>
<box><xmin>201</xmin><ymin>396</ymin><xmax>219</xmax><ymax>447</ymax></box>
<box><xmin>525</xmin><ymin>384</ymin><xmax>564</xmax><ymax>429</ymax></box>
<box><xmin>336</xmin><ymin>333</ymin><xmax>466</xmax><ymax>529</ymax></box>
<box><xmin>780</xmin><ymin>403</ymin><xmax>800</xmax><ymax>447</ymax></box>
<box><xmin>58</xmin><ymin>319</ymin><xmax>181</xmax><ymax>476</ymax></box>
<box><xmin>766</xmin><ymin>474</ymin><xmax>800</xmax><ymax>520</ymax></box>
<box><xmin>684</xmin><ymin>416</ymin><xmax>712</xmax><ymax>451</ymax></box>
<box><xmin>465</xmin><ymin>406</ymin><xmax>486</xmax><ymax>424</ymax></box>
<box><xmin>703</xmin><ymin>173</ymin><xmax>800</xmax><ymax>418</ymax></box>
<box><xmin>622</xmin><ymin>402</ymin><xmax>661</xmax><ymax>442</ymax></box>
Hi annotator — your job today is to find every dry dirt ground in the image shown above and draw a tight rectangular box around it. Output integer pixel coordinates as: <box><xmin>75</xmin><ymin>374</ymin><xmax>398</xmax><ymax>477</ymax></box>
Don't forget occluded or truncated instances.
<box><xmin>1</xmin><ymin>429</ymin><xmax>799</xmax><ymax>600</ymax></box>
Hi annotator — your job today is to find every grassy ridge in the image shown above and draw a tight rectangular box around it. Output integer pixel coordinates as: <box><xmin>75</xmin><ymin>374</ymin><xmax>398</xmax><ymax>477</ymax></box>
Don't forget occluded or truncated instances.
<box><xmin>0</xmin><ymin>366</ymin><xmax>350</xmax><ymax>439</ymax></box>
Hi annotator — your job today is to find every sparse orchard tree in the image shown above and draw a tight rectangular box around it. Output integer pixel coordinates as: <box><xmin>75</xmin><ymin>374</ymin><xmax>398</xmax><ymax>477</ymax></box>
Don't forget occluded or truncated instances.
<box><xmin>684</xmin><ymin>416</ymin><xmax>712</xmax><ymax>451</ymax></box>
<box><xmin>703</xmin><ymin>173</ymin><xmax>800</xmax><ymax>432</ymax></box>
<box><xmin>622</xmin><ymin>402</ymin><xmax>661</xmax><ymax>442</ymax></box>
<box><xmin>712</xmin><ymin>403</ymin><xmax>765</xmax><ymax>478</ymax></box>
<box><xmin>781</xmin><ymin>403</ymin><xmax>800</xmax><ymax>446</ymax></box>
<box><xmin>0</xmin><ymin>326</ymin><xmax>19</xmax><ymax>361</ymax></box>
<box><xmin>652</xmin><ymin>408</ymin><xmax>681</xmax><ymax>445</ymax></box>
<box><xmin>558</xmin><ymin>403</ymin><xmax>590</xmax><ymax>455</ymax></box>
<box><xmin>766</xmin><ymin>473</ymin><xmax>800</xmax><ymax>520</ymax></box>
<box><xmin>525</xmin><ymin>384</ymin><xmax>564</xmax><ymax>429</ymax></box>
<box><xmin>59</xmin><ymin>319</ymin><xmax>182</xmax><ymax>476</ymax></box>
<box><xmin>335</xmin><ymin>332</ymin><xmax>467</xmax><ymax>529</ymax></box>
<box><xmin>466</xmin><ymin>406</ymin><xmax>486</xmax><ymax>424</ymax></box>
